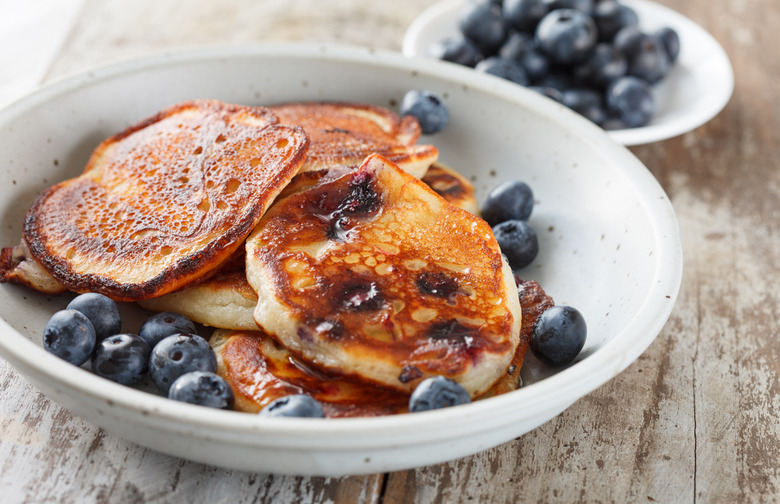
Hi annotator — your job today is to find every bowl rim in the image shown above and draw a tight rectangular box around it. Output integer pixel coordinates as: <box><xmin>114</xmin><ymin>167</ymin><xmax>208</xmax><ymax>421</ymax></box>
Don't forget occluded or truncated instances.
<box><xmin>0</xmin><ymin>42</ymin><xmax>683</xmax><ymax>450</ymax></box>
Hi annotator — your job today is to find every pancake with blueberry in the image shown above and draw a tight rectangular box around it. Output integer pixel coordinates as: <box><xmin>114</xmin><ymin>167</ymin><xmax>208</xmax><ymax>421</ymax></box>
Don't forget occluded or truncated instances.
<box><xmin>3</xmin><ymin>100</ymin><xmax>308</xmax><ymax>301</ymax></box>
<box><xmin>270</xmin><ymin>101</ymin><xmax>438</xmax><ymax>178</ymax></box>
<box><xmin>245</xmin><ymin>153</ymin><xmax>521</xmax><ymax>397</ymax></box>
<box><xmin>420</xmin><ymin>162</ymin><xmax>479</xmax><ymax>215</ymax></box>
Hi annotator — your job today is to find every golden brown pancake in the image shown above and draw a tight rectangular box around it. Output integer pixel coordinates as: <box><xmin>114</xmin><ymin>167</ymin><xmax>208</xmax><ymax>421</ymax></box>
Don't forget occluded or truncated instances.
<box><xmin>17</xmin><ymin>100</ymin><xmax>308</xmax><ymax>302</ymax></box>
<box><xmin>270</xmin><ymin>102</ymin><xmax>438</xmax><ymax>178</ymax></box>
<box><xmin>421</xmin><ymin>162</ymin><xmax>480</xmax><ymax>215</ymax></box>
<box><xmin>246</xmin><ymin>154</ymin><xmax>521</xmax><ymax>397</ymax></box>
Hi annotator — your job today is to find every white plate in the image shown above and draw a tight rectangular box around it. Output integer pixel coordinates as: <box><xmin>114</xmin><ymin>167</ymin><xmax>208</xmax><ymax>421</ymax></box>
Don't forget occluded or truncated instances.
<box><xmin>0</xmin><ymin>43</ymin><xmax>682</xmax><ymax>476</ymax></box>
<box><xmin>403</xmin><ymin>0</ymin><xmax>734</xmax><ymax>146</ymax></box>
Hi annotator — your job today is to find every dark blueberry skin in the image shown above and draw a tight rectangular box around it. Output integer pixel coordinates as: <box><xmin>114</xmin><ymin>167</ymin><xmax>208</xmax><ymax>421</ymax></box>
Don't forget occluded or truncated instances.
<box><xmin>606</xmin><ymin>76</ymin><xmax>655</xmax><ymax>127</ymax></box>
<box><xmin>499</xmin><ymin>31</ymin><xmax>534</xmax><ymax>61</ymax></box>
<box><xmin>168</xmin><ymin>371</ymin><xmax>234</xmax><ymax>409</ymax></box>
<box><xmin>627</xmin><ymin>34</ymin><xmax>671</xmax><ymax>84</ymax></box>
<box><xmin>481</xmin><ymin>180</ymin><xmax>535</xmax><ymax>226</ymax></box>
<box><xmin>492</xmin><ymin>220</ymin><xmax>539</xmax><ymax>270</ymax></box>
<box><xmin>592</xmin><ymin>1</ymin><xmax>639</xmax><ymax>42</ymax></box>
<box><xmin>458</xmin><ymin>0</ymin><xmax>507</xmax><ymax>53</ymax></box>
<box><xmin>91</xmin><ymin>333</ymin><xmax>150</xmax><ymax>385</ymax></box>
<box><xmin>427</xmin><ymin>34</ymin><xmax>482</xmax><ymax>67</ymax></box>
<box><xmin>503</xmin><ymin>0</ymin><xmax>549</xmax><ymax>32</ymax></box>
<box><xmin>543</xmin><ymin>0</ymin><xmax>594</xmax><ymax>14</ymax></box>
<box><xmin>517</xmin><ymin>45</ymin><xmax>551</xmax><ymax>81</ymax></box>
<box><xmin>561</xmin><ymin>87</ymin><xmax>608</xmax><ymax>125</ymax></box>
<box><xmin>613</xmin><ymin>25</ymin><xmax>650</xmax><ymax>59</ymax></box>
<box><xmin>409</xmin><ymin>376</ymin><xmax>471</xmax><ymax>412</ymax></box>
<box><xmin>535</xmin><ymin>9</ymin><xmax>598</xmax><ymax>65</ymax></box>
<box><xmin>150</xmin><ymin>333</ymin><xmax>217</xmax><ymax>394</ymax></box>
<box><xmin>655</xmin><ymin>26</ymin><xmax>680</xmax><ymax>63</ymax></box>
<box><xmin>42</xmin><ymin>309</ymin><xmax>96</xmax><ymax>366</ymax></box>
<box><xmin>531</xmin><ymin>305</ymin><xmax>587</xmax><ymax>366</ymax></box>
<box><xmin>537</xmin><ymin>71</ymin><xmax>575</xmax><ymax>91</ymax></box>
<box><xmin>572</xmin><ymin>43</ymin><xmax>627</xmax><ymax>88</ymax></box>
<box><xmin>138</xmin><ymin>311</ymin><xmax>197</xmax><ymax>349</ymax></box>
<box><xmin>66</xmin><ymin>293</ymin><xmax>121</xmax><ymax>341</ymax></box>
<box><xmin>400</xmin><ymin>90</ymin><xmax>449</xmax><ymax>135</ymax></box>
<box><xmin>475</xmin><ymin>57</ymin><xmax>530</xmax><ymax>86</ymax></box>
<box><xmin>258</xmin><ymin>394</ymin><xmax>325</xmax><ymax>418</ymax></box>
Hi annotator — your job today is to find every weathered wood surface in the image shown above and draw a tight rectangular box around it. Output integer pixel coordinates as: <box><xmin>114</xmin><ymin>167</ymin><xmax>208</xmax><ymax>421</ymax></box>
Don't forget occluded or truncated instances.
<box><xmin>1</xmin><ymin>0</ymin><xmax>778</xmax><ymax>502</ymax></box>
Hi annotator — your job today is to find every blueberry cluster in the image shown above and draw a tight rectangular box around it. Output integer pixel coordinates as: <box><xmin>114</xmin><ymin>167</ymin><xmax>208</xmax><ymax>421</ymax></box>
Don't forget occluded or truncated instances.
<box><xmin>42</xmin><ymin>294</ymin><xmax>234</xmax><ymax>409</ymax></box>
<box><xmin>428</xmin><ymin>0</ymin><xmax>680</xmax><ymax>128</ymax></box>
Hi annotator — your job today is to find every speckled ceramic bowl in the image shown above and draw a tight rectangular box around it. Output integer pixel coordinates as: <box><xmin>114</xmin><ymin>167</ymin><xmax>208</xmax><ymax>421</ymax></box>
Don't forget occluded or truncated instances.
<box><xmin>0</xmin><ymin>43</ymin><xmax>682</xmax><ymax>476</ymax></box>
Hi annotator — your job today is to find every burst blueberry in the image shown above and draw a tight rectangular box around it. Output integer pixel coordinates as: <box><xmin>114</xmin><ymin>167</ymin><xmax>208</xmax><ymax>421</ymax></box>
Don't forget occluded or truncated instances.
<box><xmin>42</xmin><ymin>309</ymin><xmax>96</xmax><ymax>366</ymax></box>
<box><xmin>168</xmin><ymin>371</ymin><xmax>234</xmax><ymax>409</ymax></box>
<box><xmin>138</xmin><ymin>311</ymin><xmax>197</xmax><ymax>349</ymax></box>
<box><xmin>409</xmin><ymin>376</ymin><xmax>471</xmax><ymax>412</ymax></box>
<box><xmin>400</xmin><ymin>90</ymin><xmax>449</xmax><ymax>135</ymax></box>
<box><xmin>149</xmin><ymin>333</ymin><xmax>217</xmax><ymax>394</ymax></box>
<box><xmin>66</xmin><ymin>292</ymin><xmax>121</xmax><ymax>341</ymax></box>
<box><xmin>258</xmin><ymin>394</ymin><xmax>325</xmax><ymax>418</ymax></box>
<box><xmin>91</xmin><ymin>333</ymin><xmax>150</xmax><ymax>385</ymax></box>
<box><xmin>531</xmin><ymin>305</ymin><xmax>587</xmax><ymax>366</ymax></box>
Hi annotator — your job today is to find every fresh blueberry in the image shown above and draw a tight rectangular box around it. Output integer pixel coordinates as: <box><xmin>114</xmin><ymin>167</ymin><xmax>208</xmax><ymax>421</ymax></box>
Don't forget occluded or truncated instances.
<box><xmin>138</xmin><ymin>311</ymin><xmax>197</xmax><ymax>349</ymax></box>
<box><xmin>42</xmin><ymin>309</ymin><xmax>96</xmax><ymax>366</ymax></box>
<box><xmin>168</xmin><ymin>371</ymin><xmax>234</xmax><ymax>409</ymax></box>
<box><xmin>502</xmin><ymin>0</ymin><xmax>549</xmax><ymax>32</ymax></box>
<box><xmin>481</xmin><ymin>180</ymin><xmax>535</xmax><ymax>225</ymax></box>
<box><xmin>258</xmin><ymin>394</ymin><xmax>325</xmax><ymax>418</ymax></box>
<box><xmin>572</xmin><ymin>43</ymin><xmax>627</xmax><ymax>88</ymax></box>
<box><xmin>613</xmin><ymin>25</ymin><xmax>649</xmax><ymax>59</ymax></box>
<box><xmin>592</xmin><ymin>1</ymin><xmax>639</xmax><ymax>42</ymax></box>
<box><xmin>427</xmin><ymin>34</ymin><xmax>482</xmax><ymax>67</ymax></box>
<box><xmin>401</xmin><ymin>90</ymin><xmax>449</xmax><ymax>135</ymax></box>
<box><xmin>537</xmin><ymin>71</ymin><xmax>575</xmax><ymax>90</ymax></box>
<box><xmin>492</xmin><ymin>220</ymin><xmax>539</xmax><ymax>270</ymax></box>
<box><xmin>543</xmin><ymin>0</ymin><xmax>594</xmax><ymax>14</ymax></box>
<box><xmin>516</xmin><ymin>44</ymin><xmax>551</xmax><ymax>81</ymax></box>
<box><xmin>475</xmin><ymin>57</ymin><xmax>530</xmax><ymax>86</ymax></box>
<box><xmin>409</xmin><ymin>376</ymin><xmax>471</xmax><ymax>412</ymax></box>
<box><xmin>627</xmin><ymin>34</ymin><xmax>671</xmax><ymax>84</ymax></box>
<box><xmin>458</xmin><ymin>0</ymin><xmax>507</xmax><ymax>53</ymax></box>
<box><xmin>499</xmin><ymin>31</ymin><xmax>534</xmax><ymax>61</ymax></box>
<box><xmin>655</xmin><ymin>26</ymin><xmax>680</xmax><ymax>63</ymax></box>
<box><xmin>535</xmin><ymin>9</ymin><xmax>598</xmax><ymax>65</ymax></box>
<box><xmin>531</xmin><ymin>305</ymin><xmax>587</xmax><ymax>366</ymax></box>
<box><xmin>561</xmin><ymin>87</ymin><xmax>608</xmax><ymax>125</ymax></box>
<box><xmin>66</xmin><ymin>292</ymin><xmax>121</xmax><ymax>341</ymax></box>
<box><xmin>149</xmin><ymin>333</ymin><xmax>217</xmax><ymax>394</ymax></box>
<box><xmin>606</xmin><ymin>76</ymin><xmax>655</xmax><ymax>127</ymax></box>
<box><xmin>91</xmin><ymin>333</ymin><xmax>150</xmax><ymax>385</ymax></box>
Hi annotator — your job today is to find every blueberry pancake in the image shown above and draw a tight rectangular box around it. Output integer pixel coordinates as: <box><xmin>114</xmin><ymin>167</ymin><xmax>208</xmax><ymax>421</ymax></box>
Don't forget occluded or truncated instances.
<box><xmin>420</xmin><ymin>162</ymin><xmax>480</xmax><ymax>215</ymax></box>
<box><xmin>270</xmin><ymin>102</ymin><xmax>438</xmax><ymax>178</ymax></box>
<box><xmin>3</xmin><ymin>100</ymin><xmax>308</xmax><ymax>301</ymax></box>
<box><xmin>245</xmin><ymin>154</ymin><xmax>521</xmax><ymax>397</ymax></box>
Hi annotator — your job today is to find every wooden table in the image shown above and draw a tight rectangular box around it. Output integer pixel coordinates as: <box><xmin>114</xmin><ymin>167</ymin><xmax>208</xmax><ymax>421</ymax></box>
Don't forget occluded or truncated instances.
<box><xmin>1</xmin><ymin>1</ymin><xmax>777</xmax><ymax>502</ymax></box>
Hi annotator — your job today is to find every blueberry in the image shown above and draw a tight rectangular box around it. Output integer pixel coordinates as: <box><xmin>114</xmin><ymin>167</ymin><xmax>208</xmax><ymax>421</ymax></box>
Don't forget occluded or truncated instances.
<box><xmin>149</xmin><ymin>333</ymin><xmax>217</xmax><ymax>394</ymax></box>
<box><xmin>572</xmin><ymin>43</ymin><xmax>627</xmax><ymax>88</ymax></box>
<box><xmin>492</xmin><ymin>220</ymin><xmax>539</xmax><ymax>270</ymax></box>
<box><xmin>561</xmin><ymin>87</ymin><xmax>608</xmax><ymax>125</ymax></box>
<box><xmin>458</xmin><ymin>0</ymin><xmax>507</xmax><ymax>53</ymax></box>
<box><xmin>91</xmin><ymin>333</ymin><xmax>150</xmax><ymax>385</ymax></box>
<box><xmin>516</xmin><ymin>45</ymin><xmax>551</xmax><ymax>81</ymax></box>
<box><xmin>537</xmin><ymin>71</ymin><xmax>575</xmax><ymax>91</ymax></box>
<box><xmin>258</xmin><ymin>394</ymin><xmax>325</xmax><ymax>418</ymax></box>
<box><xmin>502</xmin><ymin>0</ymin><xmax>549</xmax><ymax>32</ymax></box>
<box><xmin>400</xmin><ymin>90</ymin><xmax>449</xmax><ymax>135</ymax></box>
<box><xmin>475</xmin><ymin>57</ymin><xmax>530</xmax><ymax>86</ymax></box>
<box><xmin>66</xmin><ymin>292</ymin><xmax>121</xmax><ymax>341</ymax></box>
<box><xmin>168</xmin><ymin>371</ymin><xmax>234</xmax><ymax>409</ymax></box>
<box><xmin>655</xmin><ymin>26</ymin><xmax>680</xmax><ymax>63</ymax></box>
<box><xmin>42</xmin><ymin>309</ymin><xmax>96</xmax><ymax>366</ymax></box>
<box><xmin>543</xmin><ymin>0</ymin><xmax>594</xmax><ymax>14</ymax></box>
<box><xmin>427</xmin><ymin>34</ymin><xmax>482</xmax><ymax>67</ymax></box>
<box><xmin>535</xmin><ymin>9</ymin><xmax>598</xmax><ymax>65</ymax></box>
<box><xmin>606</xmin><ymin>76</ymin><xmax>655</xmax><ymax>127</ymax></box>
<box><xmin>613</xmin><ymin>25</ymin><xmax>649</xmax><ymax>59</ymax></box>
<box><xmin>499</xmin><ymin>31</ymin><xmax>534</xmax><ymax>61</ymax></box>
<box><xmin>592</xmin><ymin>1</ymin><xmax>638</xmax><ymax>42</ymax></box>
<box><xmin>139</xmin><ymin>311</ymin><xmax>197</xmax><ymax>349</ymax></box>
<box><xmin>627</xmin><ymin>34</ymin><xmax>670</xmax><ymax>84</ymax></box>
<box><xmin>409</xmin><ymin>376</ymin><xmax>471</xmax><ymax>412</ymax></box>
<box><xmin>481</xmin><ymin>180</ymin><xmax>535</xmax><ymax>225</ymax></box>
<box><xmin>531</xmin><ymin>305</ymin><xmax>587</xmax><ymax>366</ymax></box>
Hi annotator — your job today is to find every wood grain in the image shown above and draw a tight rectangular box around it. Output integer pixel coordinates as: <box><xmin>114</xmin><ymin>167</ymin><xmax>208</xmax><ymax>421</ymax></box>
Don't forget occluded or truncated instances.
<box><xmin>1</xmin><ymin>0</ymin><xmax>778</xmax><ymax>502</ymax></box>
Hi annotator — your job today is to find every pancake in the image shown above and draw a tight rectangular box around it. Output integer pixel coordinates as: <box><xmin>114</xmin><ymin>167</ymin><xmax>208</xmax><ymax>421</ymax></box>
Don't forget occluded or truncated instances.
<box><xmin>245</xmin><ymin>154</ymin><xmax>521</xmax><ymax>397</ymax></box>
<box><xmin>12</xmin><ymin>100</ymin><xmax>308</xmax><ymax>302</ymax></box>
<box><xmin>421</xmin><ymin>162</ymin><xmax>480</xmax><ymax>215</ymax></box>
<box><xmin>270</xmin><ymin>102</ymin><xmax>438</xmax><ymax>178</ymax></box>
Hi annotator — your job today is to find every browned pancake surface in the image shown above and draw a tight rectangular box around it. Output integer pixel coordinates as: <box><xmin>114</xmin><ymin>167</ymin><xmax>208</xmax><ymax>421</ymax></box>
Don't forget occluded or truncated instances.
<box><xmin>23</xmin><ymin>100</ymin><xmax>308</xmax><ymax>301</ymax></box>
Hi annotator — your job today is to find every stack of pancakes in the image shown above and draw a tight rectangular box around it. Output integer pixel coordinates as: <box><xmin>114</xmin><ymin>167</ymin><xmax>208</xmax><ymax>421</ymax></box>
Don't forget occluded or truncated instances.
<box><xmin>1</xmin><ymin>99</ymin><xmax>547</xmax><ymax>417</ymax></box>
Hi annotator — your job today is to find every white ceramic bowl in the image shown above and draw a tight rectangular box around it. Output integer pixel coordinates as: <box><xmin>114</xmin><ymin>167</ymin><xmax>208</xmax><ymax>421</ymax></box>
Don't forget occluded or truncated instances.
<box><xmin>0</xmin><ymin>43</ymin><xmax>682</xmax><ymax>476</ymax></box>
<box><xmin>403</xmin><ymin>0</ymin><xmax>734</xmax><ymax>146</ymax></box>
